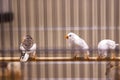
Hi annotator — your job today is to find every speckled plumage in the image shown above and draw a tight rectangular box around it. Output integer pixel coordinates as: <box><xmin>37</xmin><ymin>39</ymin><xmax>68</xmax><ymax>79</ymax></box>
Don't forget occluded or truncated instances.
<box><xmin>22</xmin><ymin>35</ymin><xmax>34</xmax><ymax>50</ymax></box>
<box><xmin>20</xmin><ymin>35</ymin><xmax>36</xmax><ymax>62</ymax></box>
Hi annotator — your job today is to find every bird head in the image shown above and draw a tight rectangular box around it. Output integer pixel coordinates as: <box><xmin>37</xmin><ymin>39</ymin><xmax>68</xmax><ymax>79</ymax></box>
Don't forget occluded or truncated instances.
<box><xmin>25</xmin><ymin>35</ymin><xmax>33</xmax><ymax>40</ymax></box>
<box><xmin>65</xmin><ymin>32</ymin><xmax>78</xmax><ymax>40</ymax></box>
<box><xmin>22</xmin><ymin>35</ymin><xmax>34</xmax><ymax>50</ymax></box>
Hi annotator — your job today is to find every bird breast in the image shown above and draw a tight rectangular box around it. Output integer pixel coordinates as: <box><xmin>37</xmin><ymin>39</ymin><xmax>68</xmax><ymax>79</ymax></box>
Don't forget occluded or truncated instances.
<box><xmin>22</xmin><ymin>39</ymin><xmax>33</xmax><ymax>50</ymax></box>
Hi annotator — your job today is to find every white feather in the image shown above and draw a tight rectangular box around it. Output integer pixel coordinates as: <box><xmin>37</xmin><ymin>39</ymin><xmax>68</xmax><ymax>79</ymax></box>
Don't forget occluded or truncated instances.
<box><xmin>98</xmin><ymin>39</ymin><xmax>118</xmax><ymax>57</ymax></box>
<box><xmin>66</xmin><ymin>32</ymin><xmax>89</xmax><ymax>56</ymax></box>
<box><xmin>67</xmin><ymin>32</ymin><xmax>89</xmax><ymax>50</ymax></box>
<box><xmin>20</xmin><ymin>43</ymin><xmax>36</xmax><ymax>62</ymax></box>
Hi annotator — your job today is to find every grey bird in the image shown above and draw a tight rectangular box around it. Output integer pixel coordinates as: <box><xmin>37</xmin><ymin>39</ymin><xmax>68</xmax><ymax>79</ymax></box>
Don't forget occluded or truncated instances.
<box><xmin>20</xmin><ymin>35</ymin><xmax>37</xmax><ymax>62</ymax></box>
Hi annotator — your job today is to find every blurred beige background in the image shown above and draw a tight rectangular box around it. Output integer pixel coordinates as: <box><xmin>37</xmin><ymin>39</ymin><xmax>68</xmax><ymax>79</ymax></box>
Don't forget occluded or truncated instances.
<box><xmin>0</xmin><ymin>0</ymin><xmax>120</xmax><ymax>79</ymax></box>
<box><xmin>0</xmin><ymin>0</ymin><xmax>120</xmax><ymax>51</ymax></box>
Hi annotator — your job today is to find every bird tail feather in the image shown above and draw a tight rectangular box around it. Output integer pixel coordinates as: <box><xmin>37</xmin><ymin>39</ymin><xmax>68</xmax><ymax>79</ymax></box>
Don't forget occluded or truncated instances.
<box><xmin>116</xmin><ymin>44</ymin><xmax>119</xmax><ymax>46</ymax></box>
<box><xmin>20</xmin><ymin>53</ymin><xmax>29</xmax><ymax>62</ymax></box>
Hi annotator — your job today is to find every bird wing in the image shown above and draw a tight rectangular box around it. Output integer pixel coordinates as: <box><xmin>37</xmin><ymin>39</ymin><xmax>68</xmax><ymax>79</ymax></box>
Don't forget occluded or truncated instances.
<box><xmin>30</xmin><ymin>43</ymin><xmax>37</xmax><ymax>51</ymax></box>
<box><xmin>20</xmin><ymin>43</ymin><xmax>25</xmax><ymax>50</ymax></box>
<box><xmin>77</xmin><ymin>39</ymin><xmax>89</xmax><ymax>49</ymax></box>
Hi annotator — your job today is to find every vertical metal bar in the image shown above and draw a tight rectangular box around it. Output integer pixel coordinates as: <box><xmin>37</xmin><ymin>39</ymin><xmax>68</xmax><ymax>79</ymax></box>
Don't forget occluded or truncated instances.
<box><xmin>88</xmin><ymin>1</ymin><xmax>93</xmax><ymax>78</ymax></box>
<box><xmin>9</xmin><ymin>0</ymin><xmax>12</xmax><ymax>62</ymax></box>
<box><xmin>25</xmin><ymin>0</ymin><xmax>32</xmax><ymax>80</ymax></box>
<box><xmin>34</xmin><ymin>0</ymin><xmax>40</xmax><ymax>80</ymax></box>
<box><xmin>0</xmin><ymin>0</ymin><xmax>5</xmax><ymax>57</ymax></box>
<box><xmin>106</xmin><ymin>0</ymin><xmax>109</xmax><ymax>39</ymax></box>
<box><xmin>52</xmin><ymin>0</ymin><xmax>57</xmax><ymax>57</ymax></box>
<box><xmin>43</xmin><ymin>0</ymin><xmax>48</xmax><ymax>56</ymax></box>
<box><xmin>43</xmin><ymin>0</ymin><xmax>49</xmax><ymax>78</ymax></box>
<box><xmin>97</xmin><ymin>0</ymin><xmax>101</xmax><ymax>41</ymax></box>
<box><xmin>97</xmin><ymin>0</ymin><xmax>101</xmax><ymax>79</ymax></box>
<box><xmin>17</xmin><ymin>0</ymin><xmax>24</xmax><ymax>80</ymax></box>
<box><xmin>26</xmin><ymin>0</ymin><xmax>30</xmax><ymax>34</ymax></box>
<box><xmin>61</xmin><ymin>0</ymin><xmax>67</xmax><ymax>78</ymax></box>
<box><xmin>106</xmin><ymin>0</ymin><xmax>111</xmax><ymax>57</ymax></box>
<box><xmin>114</xmin><ymin>1</ymin><xmax>119</xmax><ymax>80</ymax></box>
<box><xmin>78</xmin><ymin>0</ymin><xmax>83</xmax><ymax>27</ymax></box>
<box><xmin>88</xmin><ymin>0</ymin><xmax>92</xmax><ymax>55</ymax></box>
<box><xmin>114</xmin><ymin>0</ymin><xmax>119</xmax><ymax>56</ymax></box>
<box><xmin>0</xmin><ymin>0</ymin><xmax>5</xmax><ymax>79</ymax></box>
<box><xmin>17</xmin><ymin>0</ymin><xmax>22</xmax><ymax>46</ymax></box>
<box><xmin>79</xmin><ymin>0</ymin><xmax>85</xmax><ymax>77</ymax></box>
<box><xmin>9</xmin><ymin>0</ymin><xmax>14</xmax><ymax>80</ymax></box>
<box><xmin>52</xmin><ymin>0</ymin><xmax>58</xmax><ymax>78</ymax></box>
<box><xmin>70</xmin><ymin>0</ymin><xmax>74</xmax><ymax>32</ymax></box>
<box><xmin>70</xmin><ymin>0</ymin><xmax>75</xmax><ymax>78</ymax></box>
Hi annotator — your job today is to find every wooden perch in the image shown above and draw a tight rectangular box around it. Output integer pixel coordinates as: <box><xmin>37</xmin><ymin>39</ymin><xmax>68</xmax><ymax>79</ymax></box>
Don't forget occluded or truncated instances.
<box><xmin>0</xmin><ymin>57</ymin><xmax>120</xmax><ymax>61</ymax></box>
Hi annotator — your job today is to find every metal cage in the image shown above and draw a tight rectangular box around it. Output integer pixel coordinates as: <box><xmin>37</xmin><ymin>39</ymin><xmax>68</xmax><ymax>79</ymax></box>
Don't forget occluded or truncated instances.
<box><xmin>0</xmin><ymin>0</ymin><xmax>120</xmax><ymax>80</ymax></box>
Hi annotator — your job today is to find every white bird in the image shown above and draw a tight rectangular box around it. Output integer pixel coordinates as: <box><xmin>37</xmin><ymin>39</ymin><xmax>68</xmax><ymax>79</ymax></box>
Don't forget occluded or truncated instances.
<box><xmin>20</xmin><ymin>35</ymin><xmax>37</xmax><ymax>62</ymax></box>
<box><xmin>98</xmin><ymin>39</ymin><xmax>119</xmax><ymax>58</ymax></box>
<box><xmin>65</xmin><ymin>32</ymin><xmax>89</xmax><ymax>59</ymax></box>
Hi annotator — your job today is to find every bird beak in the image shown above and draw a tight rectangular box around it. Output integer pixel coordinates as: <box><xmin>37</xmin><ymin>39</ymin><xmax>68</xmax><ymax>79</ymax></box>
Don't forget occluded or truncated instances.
<box><xmin>65</xmin><ymin>35</ymin><xmax>69</xmax><ymax>39</ymax></box>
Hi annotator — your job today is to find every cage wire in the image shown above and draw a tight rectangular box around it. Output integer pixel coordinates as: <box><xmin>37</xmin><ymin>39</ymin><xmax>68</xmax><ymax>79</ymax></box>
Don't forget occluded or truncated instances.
<box><xmin>0</xmin><ymin>0</ymin><xmax>120</xmax><ymax>80</ymax></box>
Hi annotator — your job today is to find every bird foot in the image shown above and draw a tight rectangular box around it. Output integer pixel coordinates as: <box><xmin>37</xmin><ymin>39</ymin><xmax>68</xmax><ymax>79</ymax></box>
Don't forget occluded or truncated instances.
<box><xmin>28</xmin><ymin>57</ymin><xmax>36</xmax><ymax>61</ymax></box>
<box><xmin>111</xmin><ymin>56</ymin><xmax>115</xmax><ymax>59</ymax></box>
<box><xmin>97</xmin><ymin>56</ymin><xmax>101</xmax><ymax>60</ymax></box>
<box><xmin>84</xmin><ymin>56</ymin><xmax>89</xmax><ymax>60</ymax></box>
<box><xmin>84</xmin><ymin>54</ymin><xmax>89</xmax><ymax>60</ymax></box>
<box><xmin>73</xmin><ymin>55</ymin><xmax>78</xmax><ymax>60</ymax></box>
<box><xmin>97</xmin><ymin>55</ymin><xmax>107</xmax><ymax>60</ymax></box>
<box><xmin>111</xmin><ymin>54</ymin><xmax>116</xmax><ymax>59</ymax></box>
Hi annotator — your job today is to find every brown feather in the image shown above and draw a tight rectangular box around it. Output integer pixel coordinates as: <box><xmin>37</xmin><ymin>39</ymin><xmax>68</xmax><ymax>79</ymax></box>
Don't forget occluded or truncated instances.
<box><xmin>22</xmin><ymin>35</ymin><xmax>34</xmax><ymax>50</ymax></box>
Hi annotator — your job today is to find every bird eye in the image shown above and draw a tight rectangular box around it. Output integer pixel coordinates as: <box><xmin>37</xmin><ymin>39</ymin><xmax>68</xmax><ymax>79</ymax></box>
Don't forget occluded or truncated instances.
<box><xmin>69</xmin><ymin>35</ymin><xmax>71</xmax><ymax>37</ymax></box>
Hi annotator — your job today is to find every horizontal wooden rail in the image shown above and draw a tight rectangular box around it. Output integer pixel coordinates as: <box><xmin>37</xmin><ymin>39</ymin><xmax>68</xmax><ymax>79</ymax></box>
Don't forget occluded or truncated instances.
<box><xmin>0</xmin><ymin>57</ymin><xmax>120</xmax><ymax>61</ymax></box>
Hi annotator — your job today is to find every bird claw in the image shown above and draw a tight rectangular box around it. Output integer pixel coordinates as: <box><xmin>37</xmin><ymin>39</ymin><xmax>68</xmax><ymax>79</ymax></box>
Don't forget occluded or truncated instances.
<box><xmin>111</xmin><ymin>54</ymin><xmax>116</xmax><ymax>59</ymax></box>
<box><xmin>84</xmin><ymin>54</ymin><xmax>89</xmax><ymax>60</ymax></box>
<box><xmin>29</xmin><ymin>55</ymin><xmax>36</xmax><ymax>61</ymax></box>
<box><xmin>73</xmin><ymin>56</ymin><xmax>77</xmax><ymax>59</ymax></box>
<box><xmin>97</xmin><ymin>56</ymin><xmax>101</xmax><ymax>60</ymax></box>
<box><xmin>32</xmin><ymin>56</ymin><xmax>36</xmax><ymax>61</ymax></box>
<box><xmin>84</xmin><ymin>56</ymin><xmax>89</xmax><ymax>60</ymax></box>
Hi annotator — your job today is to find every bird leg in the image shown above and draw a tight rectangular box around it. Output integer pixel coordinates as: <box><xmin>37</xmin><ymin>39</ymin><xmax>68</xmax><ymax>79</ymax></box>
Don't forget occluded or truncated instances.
<box><xmin>84</xmin><ymin>54</ymin><xmax>89</xmax><ymax>59</ymax></box>
<box><xmin>30</xmin><ymin>51</ymin><xmax>36</xmax><ymax>61</ymax></box>
<box><xmin>97</xmin><ymin>55</ymin><xmax>106</xmax><ymax>60</ymax></box>
<box><xmin>29</xmin><ymin>51</ymin><xmax>36</xmax><ymax>61</ymax></box>
<box><xmin>111</xmin><ymin>52</ymin><xmax>116</xmax><ymax>59</ymax></box>
<box><xmin>97</xmin><ymin>51</ymin><xmax>107</xmax><ymax>59</ymax></box>
<box><xmin>73</xmin><ymin>53</ymin><xmax>78</xmax><ymax>59</ymax></box>
<box><xmin>97</xmin><ymin>55</ymin><xmax>101</xmax><ymax>60</ymax></box>
<box><xmin>84</xmin><ymin>51</ymin><xmax>89</xmax><ymax>59</ymax></box>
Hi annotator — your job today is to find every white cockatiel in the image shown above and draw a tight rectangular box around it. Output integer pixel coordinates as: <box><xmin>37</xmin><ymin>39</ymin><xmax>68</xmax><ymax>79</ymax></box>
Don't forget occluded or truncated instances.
<box><xmin>98</xmin><ymin>39</ymin><xmax>119</xmax><ymax>58</ymax></box>
<box><xmin>65</xmin><ymin>32</ymin><xmax>89</xmax><ymax>59</ymax></box>
<box><xmin>20</xmin><ymin>35</ymin><xmax>37</xmax><ymax>62</ymax></box>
